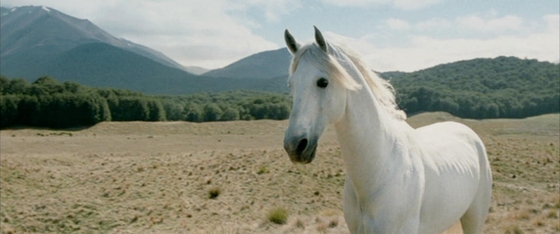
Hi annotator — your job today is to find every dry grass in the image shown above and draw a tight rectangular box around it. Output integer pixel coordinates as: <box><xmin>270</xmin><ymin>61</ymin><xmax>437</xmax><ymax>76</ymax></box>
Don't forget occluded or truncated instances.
<box><xmin>267</xmin><ymin>207</ymin><xmax>289</xmax><ymax>225</ymax></box>
<box><xmin>1</xmin><ymin>113</ymin><xmax>558</xmax><ymax>233</ymax></box>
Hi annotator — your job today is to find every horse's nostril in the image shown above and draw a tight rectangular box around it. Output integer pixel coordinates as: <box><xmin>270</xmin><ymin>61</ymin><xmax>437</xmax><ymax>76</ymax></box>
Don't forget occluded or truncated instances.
<box><xmin>296</xmin><ymin>138</ymin><xmax>308</xmax><ymax>155</ymax></box>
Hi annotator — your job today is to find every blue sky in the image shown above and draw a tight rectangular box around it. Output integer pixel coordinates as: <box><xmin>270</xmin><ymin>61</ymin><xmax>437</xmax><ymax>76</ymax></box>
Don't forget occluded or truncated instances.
<box><xmin>2</xmin><ymin>0</ymin><xmax>559</xmax><ymax>71</ymax></box>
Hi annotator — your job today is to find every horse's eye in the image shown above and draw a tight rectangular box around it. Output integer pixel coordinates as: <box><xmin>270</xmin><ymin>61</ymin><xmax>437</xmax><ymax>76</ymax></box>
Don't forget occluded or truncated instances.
<box><xmin>316</xmin><ymin>77</ymin><xmax>329</xmax><ymax>88</ymax></box>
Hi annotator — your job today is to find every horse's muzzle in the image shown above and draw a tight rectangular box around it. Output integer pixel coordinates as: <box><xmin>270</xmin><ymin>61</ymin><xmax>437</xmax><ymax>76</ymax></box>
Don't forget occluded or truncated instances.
<box><xmin>284</xmin><ymin>136</ymin><xmax>317</xmax><ymax>164</ymax></box>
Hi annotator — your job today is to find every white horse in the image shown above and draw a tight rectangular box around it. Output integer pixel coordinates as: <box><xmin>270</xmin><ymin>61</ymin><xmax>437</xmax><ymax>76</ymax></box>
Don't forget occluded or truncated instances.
<box><xmin>282</xmin><ymin>27</ymin><xmax>492</xmax><ymax>234</ymax></box>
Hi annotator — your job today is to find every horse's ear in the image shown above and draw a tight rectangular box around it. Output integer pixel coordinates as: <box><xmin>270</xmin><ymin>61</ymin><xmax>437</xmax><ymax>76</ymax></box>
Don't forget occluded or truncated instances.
<box><xmin>314</xmin><ymin>26</ymin><xmax>327</xmax><ymax>53</ymax></box>
<box><xmin>284</xmin><ymin>29</ymin><xmax>299</xmax><ymax>54</ymax></box>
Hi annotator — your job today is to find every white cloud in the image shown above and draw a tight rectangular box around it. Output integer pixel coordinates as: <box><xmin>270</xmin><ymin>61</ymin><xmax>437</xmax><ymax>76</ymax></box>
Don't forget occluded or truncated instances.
<box><xmin>235</xmin><ymin>0</ymin><xmax>302</xmax><ymax>22</ymax></box>
<box><xmin>414</xmin><ymin>17</ymin><xmax>452</xmax><ymax>31</ymax></box>
<box><xmin>543</xmin><ymin>14</ymin><xmax>560</xmax><ymax>33</ymax></box>
<box><xmin>385</xmin><ymin>18</ymin><xmax>411</xmax><ymax>30</ymax></box>
<box><xmin>322</xmin><ymin>0</ymin><xmax>444</xmax><ymax>10</ymax></box>
<box><xmin>322</xmin><ymin>13</ymin><xmax>559</xmax><ymax>72</ymax></box>
<box><xmin>386</xmin><ymin>14</ymin><xmax>526</xmax><ymax>36</ymax></box>
<box><xmin>457</xmin><ymin>14</ymin><xmax>524</xmax><ymax>33</ymax></box>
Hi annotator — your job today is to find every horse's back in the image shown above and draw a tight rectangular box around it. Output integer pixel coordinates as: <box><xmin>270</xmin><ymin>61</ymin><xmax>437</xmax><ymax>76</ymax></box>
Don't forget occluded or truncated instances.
<box><xmin>413</xmin><ymin>121</ymin><xmax>492</xmax><ymax>233</ymax></box>
<box><xmin>415</xmin><ymin>121</ymin><xmax>481</xmax><ymax>144</ymax></box>
<box><xmin>415</xmin><ymin>121</ymin><xmax>485</xmax><ymax>164</ymax></box>
<box><xmin>415</xmin><ymin>121</ymin><xmax>490</xmax><ymax>175</ymax></box>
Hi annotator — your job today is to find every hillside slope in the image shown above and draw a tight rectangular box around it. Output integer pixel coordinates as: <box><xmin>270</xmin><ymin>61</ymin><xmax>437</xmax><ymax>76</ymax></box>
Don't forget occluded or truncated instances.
<box><xmin>391</xmin><ymin>56</ymin><xmax>559</xmax><ymax>118</ymax></box>
<box><xmin>204</xmin><ymin>48</ymin><xmax>291</xmax><ymax>79</ymax></box>
<box><xmin>0</xmin><ymin>5</ymin><xmax>188</xmax><ymax>76</ymax></box>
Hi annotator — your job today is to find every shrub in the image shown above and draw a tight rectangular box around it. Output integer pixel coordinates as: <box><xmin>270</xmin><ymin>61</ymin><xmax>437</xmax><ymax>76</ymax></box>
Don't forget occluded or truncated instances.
<box><xmin>257</xmin><ymin>166</ymin><xmax>268</xmax><ymax>175</ymax></box>
<box><xmin>268</xmin><ymin>207</ymin><xmax>288</xmax><ymax>224</ymax></box>
<box><xmin>208</xmin><ymin>187</ymin><xmax>221</xmax><ymax>199</ymax></box>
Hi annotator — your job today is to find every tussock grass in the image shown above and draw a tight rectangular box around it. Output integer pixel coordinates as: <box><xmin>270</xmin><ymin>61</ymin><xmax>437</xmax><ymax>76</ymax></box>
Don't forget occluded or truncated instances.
<box><xmin>504</xmin><ymin>226</ymin><xmax>524</xmax><ymax>234</ymax></box>
<box><xmin>268</xmin><ymin>207</ymin><xmax>288</xmax><ymax>224</ymax></box>
<box><xmin>208</xmin><ymin>186</ymin><xmax>222</xmax><ymax>199</ymax></box>
<box><xmin>257</xmin><ymin>166</ymin><xmax>268</xmax><ymax>175</ymax></box>
<box><xmin>546</xmin><ymin>210</ymin><xmax>558</xmax><ymax>219</ymax></box>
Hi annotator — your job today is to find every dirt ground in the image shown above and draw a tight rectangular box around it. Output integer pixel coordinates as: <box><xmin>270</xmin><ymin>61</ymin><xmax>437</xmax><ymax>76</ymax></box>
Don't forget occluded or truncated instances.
<box><xmin>1</xmin><ymin>112</ymin><xmax>558</xmax><ymax>233</ymax></box>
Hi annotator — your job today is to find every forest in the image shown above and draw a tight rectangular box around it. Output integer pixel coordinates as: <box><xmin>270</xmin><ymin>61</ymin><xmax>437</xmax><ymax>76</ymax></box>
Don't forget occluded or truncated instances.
<box><xmin>0</xmin><ymin>76</ymin><xmax>291</xmax><ymax>129</ymax></box>
<box><xmin>390</xmin><ymin>57</ymin><xmax>559</xmax><ymax>119</ymax></box>
<box><xmin>0</xmin><ymin>57</ymin><xmax>558</xmax><ymax>129</ymax></box>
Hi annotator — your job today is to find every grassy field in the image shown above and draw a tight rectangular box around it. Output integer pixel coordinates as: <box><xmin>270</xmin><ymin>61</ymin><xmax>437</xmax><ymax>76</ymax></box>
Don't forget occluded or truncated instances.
<box><xmin>1</xmin><ymin>112</ymin><xmax>558</xmax><ymax>233</ymax></box>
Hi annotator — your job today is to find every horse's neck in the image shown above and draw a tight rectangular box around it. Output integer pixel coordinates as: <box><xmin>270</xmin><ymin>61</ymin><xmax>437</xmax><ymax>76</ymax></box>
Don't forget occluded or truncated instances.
<box><xmin>334</xmin><ymin>87</ymin><xmax>413</xmax><ymax>195</ymax></box>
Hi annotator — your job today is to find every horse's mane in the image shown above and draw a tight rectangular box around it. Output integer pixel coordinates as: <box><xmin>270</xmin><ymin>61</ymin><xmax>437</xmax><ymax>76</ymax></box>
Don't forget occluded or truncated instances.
<box><xmin>290</xmin><ymin>42</ymin><xmax>407</xmax><ymax>120</ymax></box>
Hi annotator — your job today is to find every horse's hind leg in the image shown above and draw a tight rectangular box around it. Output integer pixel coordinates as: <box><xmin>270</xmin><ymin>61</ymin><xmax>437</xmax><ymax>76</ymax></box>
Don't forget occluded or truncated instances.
<box><xmin>460</xmin><ymin>175</ymin><xmax>492</xmax><ymax>233</ymax></box>
<box><xmin>459</xmin><ymin>206</ymin><xmax>486</xmax><ymax>234</ymax></box>
<box><xmin>460</xmin><ymin>139</ymin><xmax>492</xmax><ymax>234</ymax></box>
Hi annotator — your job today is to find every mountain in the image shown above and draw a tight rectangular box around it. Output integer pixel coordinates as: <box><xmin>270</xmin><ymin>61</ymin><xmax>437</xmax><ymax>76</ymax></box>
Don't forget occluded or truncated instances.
<box><xmin>5</xmin><ymin>41</ymin><xmax>288</xmax><ymax>94</ymax></box>
<box><xmin>1</xmin><ymin>5</ymin><xmax>557</xmax><ymax>101</ymax></box>
<box><xmin>29</xmin><ymin>42</ymin><xmax>197</xmax><ymax>93</ymax></box>
<box><xmin>52</xmin><ymin>42</ymin><xmax>289</xmax><ymax>93</ymax></box>
<box><xmin>0</xmin><ymin>5</ymin><xmax>188</xmax><ymax>75</ymax></box>
<box><xmin>0</xmin><ymin>5</ymin><xmax>289</xmax><ymax>94</ymax></box>
<box><xmin>204</xmin><ymin>48</ymin><xmax>291</xmax><ymax>79</ymax></box>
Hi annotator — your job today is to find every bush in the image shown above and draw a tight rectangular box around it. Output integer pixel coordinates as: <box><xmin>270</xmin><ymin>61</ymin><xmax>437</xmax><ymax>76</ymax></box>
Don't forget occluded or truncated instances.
<box><xmin>208</xmin><ymin>187</ymin><xmax>221</xmax><ymax>199</ymax></box>
<box><xmin>268</xmin><ymin>207</ymin><xmax>288</xmax><ymax>224</ymax></box>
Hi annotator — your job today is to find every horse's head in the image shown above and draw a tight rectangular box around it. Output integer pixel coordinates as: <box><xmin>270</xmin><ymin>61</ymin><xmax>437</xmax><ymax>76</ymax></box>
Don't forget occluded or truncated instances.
<box><xmin>283</xmin><ymin>27</ymin><xmax>361</xmax><ymax>164</ymax></box>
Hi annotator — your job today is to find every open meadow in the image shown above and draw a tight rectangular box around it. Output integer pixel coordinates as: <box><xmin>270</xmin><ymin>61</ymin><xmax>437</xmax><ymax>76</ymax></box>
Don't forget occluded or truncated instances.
<box><xmin>1</xmin><ymin>112</ymin><xmax>559</xmax><ymax>233</ymax></box>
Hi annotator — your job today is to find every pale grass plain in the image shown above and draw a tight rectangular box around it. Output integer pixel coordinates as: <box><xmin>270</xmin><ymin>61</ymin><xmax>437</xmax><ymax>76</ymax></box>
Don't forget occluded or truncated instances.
<box><xmin>1</xmin><ymin>112</ymin><xmax>558</xmax><ymax>233</ymax></box>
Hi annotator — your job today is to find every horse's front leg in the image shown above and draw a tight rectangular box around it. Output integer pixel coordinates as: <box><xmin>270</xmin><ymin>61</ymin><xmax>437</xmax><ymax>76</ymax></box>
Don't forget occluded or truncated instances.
<box><xmin>344</xmin><ymin>185</ymin><xmax>421</xmax><ymax>233</ymax></box>
<box><xmin>360</xmin><ymin>184</ymin><xmax>423</xmax><ymax>234</ymax></box>
<box><xmin>343</xmin><ymin>178</ymin><xmax>360</xmax><ymax>233</ymax></box>
<box><xmin>360</xmin><ymin>203</ymin><xmax>421</xmax><ymax>234</ymax></box>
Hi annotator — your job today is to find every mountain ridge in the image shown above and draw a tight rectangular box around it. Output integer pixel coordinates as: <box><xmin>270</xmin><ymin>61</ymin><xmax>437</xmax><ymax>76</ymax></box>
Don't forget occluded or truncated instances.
<box><xmin>203</xmin><ymin>48</ymin><xmax>291</xmax><ymax>79</ymax></box>
<box><xmin>0</xmin><ymin>5</ymin><xmax>291</xmax><ymax>94</ymax></box>
<box><xmin>0</xmin><ymin>5</ymin><xmax>190</xmax><ymax>73</ymax></box>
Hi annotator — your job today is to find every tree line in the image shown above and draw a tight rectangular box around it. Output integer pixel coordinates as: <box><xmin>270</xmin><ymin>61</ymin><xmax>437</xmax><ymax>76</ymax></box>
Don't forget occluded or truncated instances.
<box><xmin>1</xmin><ymin>56</ymin><xmax>558</xmax><ymax>129</ymax></box>
<box><xmin>0</xmin><ymin>76</ymin><xmax>291</xmax><ymax>129</ymax></box>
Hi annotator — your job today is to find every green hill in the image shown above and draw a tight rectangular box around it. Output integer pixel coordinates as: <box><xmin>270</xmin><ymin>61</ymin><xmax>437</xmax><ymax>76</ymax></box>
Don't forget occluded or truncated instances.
<box><xmin>389</xmin><ymin>56</ymin><xmax>559</xmax><ymax>119</ymax></box>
